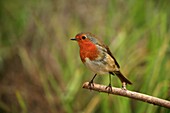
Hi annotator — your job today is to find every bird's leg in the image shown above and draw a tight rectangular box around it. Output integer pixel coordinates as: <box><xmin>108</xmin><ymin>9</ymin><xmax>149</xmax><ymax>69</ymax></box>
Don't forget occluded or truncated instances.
<box><xmin>88</xmin><ymin>74</ymin><xmax>97</xmax><ymax>88</ymax></box>
<box><xmin>105</xmin><ymin>74</ymin><xmax>112</xmax><ymax>93</ymax></box>
<box><xmin>122</xmin><ymin>82</ymin><xmax>127</xmax><ymax>90</ymax></box>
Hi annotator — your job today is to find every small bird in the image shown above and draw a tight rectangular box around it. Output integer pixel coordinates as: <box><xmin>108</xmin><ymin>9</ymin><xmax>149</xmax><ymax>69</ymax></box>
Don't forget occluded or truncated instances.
<box><xmin>71</xmin><ymin>32</ymin><xmax>132</xmax><ymax>91</ymax></box>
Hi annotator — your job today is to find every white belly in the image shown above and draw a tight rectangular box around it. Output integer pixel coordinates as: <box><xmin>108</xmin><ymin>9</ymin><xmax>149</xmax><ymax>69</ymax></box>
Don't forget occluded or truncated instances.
<box><xmin>84</xmin><ymin>58</ymin><xmax>109</xmax><ymax>74</ymax></box>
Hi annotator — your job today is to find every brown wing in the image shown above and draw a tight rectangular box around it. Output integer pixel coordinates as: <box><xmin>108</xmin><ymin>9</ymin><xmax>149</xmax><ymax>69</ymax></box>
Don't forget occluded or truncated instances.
<box><xmin>105</xmin><ymin>46</ymin><xmax>120</xmax><ymax>68</ymax></box>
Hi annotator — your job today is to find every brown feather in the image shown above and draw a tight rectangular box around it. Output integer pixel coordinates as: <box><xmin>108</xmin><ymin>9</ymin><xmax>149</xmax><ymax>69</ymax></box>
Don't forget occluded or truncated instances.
<box><xmin>110</xmin><ymin>71</ymin><xmax>132</xmax><ymax>85</ymax></box>
<box><xmin>105</xmin><ymin>46</ymin><xmax>120</xmax><ymax>68</ymax></box>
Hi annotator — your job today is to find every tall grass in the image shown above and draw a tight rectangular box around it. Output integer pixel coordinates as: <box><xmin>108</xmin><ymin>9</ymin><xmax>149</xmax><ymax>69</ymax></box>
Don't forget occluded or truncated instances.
<box><xmin>0</xmin><ymin>0</ymin><xmax>170</xmax><ymax>113</ymax></box>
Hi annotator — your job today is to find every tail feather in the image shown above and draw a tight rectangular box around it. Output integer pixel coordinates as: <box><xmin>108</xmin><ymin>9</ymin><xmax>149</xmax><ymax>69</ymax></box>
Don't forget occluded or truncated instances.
<box><xmin>110</xmin><ymin>71</ymin><xmax>132</xmax><ymax>85</ymax></box>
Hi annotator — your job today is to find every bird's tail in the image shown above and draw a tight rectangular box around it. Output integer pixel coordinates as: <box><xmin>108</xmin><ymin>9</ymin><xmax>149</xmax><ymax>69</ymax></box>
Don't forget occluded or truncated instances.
<box><xmin>110</xmin><ymin>71</ymin><xmax>132</xmax><ymax>85</ymax></box>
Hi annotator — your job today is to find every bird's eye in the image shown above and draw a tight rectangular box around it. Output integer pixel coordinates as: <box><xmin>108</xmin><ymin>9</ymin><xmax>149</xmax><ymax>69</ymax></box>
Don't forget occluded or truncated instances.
<box><xmin>82</xmin><ymin>36</ymin><xmax>86</xmax><ymax>40</ymax></box>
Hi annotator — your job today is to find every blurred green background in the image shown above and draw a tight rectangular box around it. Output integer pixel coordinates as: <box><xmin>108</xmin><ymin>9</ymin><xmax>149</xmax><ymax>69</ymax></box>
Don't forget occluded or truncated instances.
<box><xmin>0</xmin><ymin>0</ymin><xmax>170</xmax><ymax>113</ymax></box>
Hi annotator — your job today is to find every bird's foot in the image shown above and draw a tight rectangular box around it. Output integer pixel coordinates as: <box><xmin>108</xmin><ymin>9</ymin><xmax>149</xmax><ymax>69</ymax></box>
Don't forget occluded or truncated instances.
<box><xmin>105</xmin><ymin>83</ymin><xmax>112</xmax><ymax>93</ymax></box>
<box><xmin>88</xmin><ymin>80</ymin><xmax>94</xmax><ymax>89</ymax></box>
<box><xmin>121</xmin><ymin>82</ymin><xmax>127</xmax><ymax>90</ymax></box>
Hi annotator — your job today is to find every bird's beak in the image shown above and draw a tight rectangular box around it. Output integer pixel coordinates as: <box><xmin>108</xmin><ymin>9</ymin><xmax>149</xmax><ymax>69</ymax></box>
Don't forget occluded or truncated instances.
<box><xmin>70</xmin><ymin>38</ymin><xmax>77</xmax><ymax>41</ymax></box>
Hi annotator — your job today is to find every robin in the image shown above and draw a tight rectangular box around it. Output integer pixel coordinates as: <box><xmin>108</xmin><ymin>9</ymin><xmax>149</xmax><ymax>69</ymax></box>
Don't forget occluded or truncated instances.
<box><xmin>71</xmin><ymin>32</ymin><xmax>132</xmax><ymax>91</ymax></box>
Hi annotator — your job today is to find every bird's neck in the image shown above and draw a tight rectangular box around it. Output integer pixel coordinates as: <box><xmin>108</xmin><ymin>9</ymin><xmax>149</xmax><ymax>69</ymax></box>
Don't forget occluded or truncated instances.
<box><xmin>78</xmin><ymin>42</ymin><xmax>99</xmax><ymax>63</ymax></box>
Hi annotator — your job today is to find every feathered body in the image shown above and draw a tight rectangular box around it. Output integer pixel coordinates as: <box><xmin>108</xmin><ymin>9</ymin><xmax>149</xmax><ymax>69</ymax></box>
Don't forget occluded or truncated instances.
<box><xmin>72</xmin><ymin>32</ymin><xmax>132</xmax><ymax>86</ymax></box>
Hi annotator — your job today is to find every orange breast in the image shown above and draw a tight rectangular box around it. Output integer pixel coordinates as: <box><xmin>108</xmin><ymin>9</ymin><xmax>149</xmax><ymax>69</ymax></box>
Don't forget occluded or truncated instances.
<box><xmin>79</xmin><ymin>41</ymin><xmax>99</xmax><ymax>63</ymax></box>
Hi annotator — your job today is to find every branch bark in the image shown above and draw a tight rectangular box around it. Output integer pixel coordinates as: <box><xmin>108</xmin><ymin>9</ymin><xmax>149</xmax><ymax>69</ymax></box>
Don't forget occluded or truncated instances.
<box><xmin>82</xmin><ymin>82</ymin><xmax>170</xmax><ymax>109</ymax></box>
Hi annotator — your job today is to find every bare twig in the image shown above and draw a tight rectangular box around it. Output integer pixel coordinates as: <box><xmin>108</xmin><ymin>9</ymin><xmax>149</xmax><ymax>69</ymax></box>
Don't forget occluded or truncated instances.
<box><xmin>82</xmin><ymin>82</ymin><xmax>170</xmax><ymax>109</ymax></box>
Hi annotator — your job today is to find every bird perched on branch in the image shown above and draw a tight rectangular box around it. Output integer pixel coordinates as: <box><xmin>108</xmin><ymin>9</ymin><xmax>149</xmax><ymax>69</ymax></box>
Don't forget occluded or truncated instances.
<box><xmin>71</xmin><ymin>32</ymin><xmax>132</xmax><ymax>91</ymax></box>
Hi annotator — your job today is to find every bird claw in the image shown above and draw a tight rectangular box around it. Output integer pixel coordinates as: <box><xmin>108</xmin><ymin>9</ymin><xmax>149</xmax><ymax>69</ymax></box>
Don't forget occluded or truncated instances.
<box><xmin>105</xmin><ymin>84</ymin><xmax>112</xmax><ymax>93</ymax></box>
<box><xmin>122</xmin><ymin>82</ymin><xmax>127</xmax><ymax>90</ymax></box>
<box><xmin>88</xmin><ymin>81</ymin><xmax>94</xmax><ymax>89</ymax></box>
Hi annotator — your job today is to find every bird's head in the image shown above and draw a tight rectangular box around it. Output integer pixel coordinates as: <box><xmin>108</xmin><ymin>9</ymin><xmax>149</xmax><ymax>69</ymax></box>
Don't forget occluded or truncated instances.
<box><xmin>71</xmin><ymin>32</ymin><xmax>103</xmax><ymax>48</ymax></box>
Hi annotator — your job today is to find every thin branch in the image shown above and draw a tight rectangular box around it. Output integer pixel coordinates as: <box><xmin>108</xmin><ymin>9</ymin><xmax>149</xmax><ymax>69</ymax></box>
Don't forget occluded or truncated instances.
<box><xmin>82</xmin><ymin>82</ymin><xmax>170</xmax><ymax>109</ymax></box>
